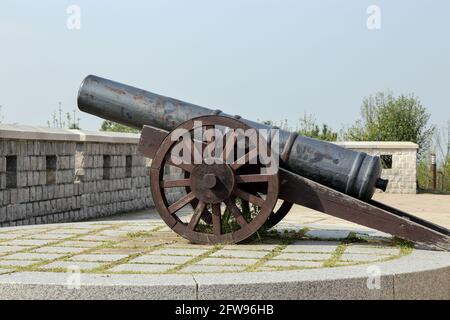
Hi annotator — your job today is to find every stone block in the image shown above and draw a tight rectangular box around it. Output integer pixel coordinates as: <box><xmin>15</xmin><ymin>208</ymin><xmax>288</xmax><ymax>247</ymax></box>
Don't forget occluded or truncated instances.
<box><xmin>183</xmin><ymin>265</ymin><xmax>245</xmax><ymax>273</ymax></box>
<box><xmin>0</xmin><ymin>260</ymin><xmax>37</xmax><ymax>267</ymax></box>
<box><xmin>40</xmin><ymin>261</ymin><xmax>102</xmax><ymax>271</ymax></box>
<box><xmin>264</xmin><ymin>260</ymin><xmax>323</xmax><ymax>268</ymax></box>
<box><xmin>70</xmin><ymin>254</ymin><xmax>128</xmax><ymax>262</ymax></box>
<box><xmin>109</xmin><ymin>263</ymin><xmax>173</xmax><ymax>273</ymax></box>
<box><xmin>130</xmin><ymin>255</ymin><xmax>193</xmax><ymax>265</ymax></box>
<box><xmin>274</xmin><ymin>253</ymin><xmax>331</xmax><ymax>261</ymax></box>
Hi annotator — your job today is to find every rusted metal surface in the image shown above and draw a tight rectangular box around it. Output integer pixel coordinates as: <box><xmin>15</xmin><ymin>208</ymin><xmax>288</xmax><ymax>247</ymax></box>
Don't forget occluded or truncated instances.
<box><xmin>138</xmin><ymin>116</ymin><xmax>450</xmax><ymax>248</ymax></box>
<box><xmin>278</xmin><ymin>168</ymin><xmax>450</xmax><ymax>251</ymax></box>
<box><xmin>78</xmin><ymin>76</ymin><xmax>450</xmax><ymax>248</ymax></box>
<box><xmin>78</xmin><ymin>75</ymin><xmax>387</xmax><ymax>200</ymax></box>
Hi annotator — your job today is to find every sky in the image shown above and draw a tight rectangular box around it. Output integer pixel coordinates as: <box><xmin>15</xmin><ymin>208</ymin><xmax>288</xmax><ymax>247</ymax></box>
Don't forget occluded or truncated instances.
<box><xmin>0</xmin><ymin>0</ymin><xmax>449</xmax><ymax>132</ymax></box>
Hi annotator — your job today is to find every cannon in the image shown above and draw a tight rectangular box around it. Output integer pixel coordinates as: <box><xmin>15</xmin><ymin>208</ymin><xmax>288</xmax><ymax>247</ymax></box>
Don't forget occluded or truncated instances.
<box><xmin>78</xmin><ymin>75</ymin><xmax>450</xmax><ymax>250</ymax></box>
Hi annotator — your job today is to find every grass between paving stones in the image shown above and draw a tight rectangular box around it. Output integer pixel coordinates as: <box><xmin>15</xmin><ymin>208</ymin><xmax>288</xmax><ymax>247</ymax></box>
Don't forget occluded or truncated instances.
<box><xmin>0</xmin><ymin>222</ymin><xmax>415</xmax><ymax>275</ymax></box>
<box><xmin>87</xmin><ymin>243</ymin><xmax>169</xmax><ymax>274</ymax></box>
<box><xmin>125</xmin><ymin>225</ymin><xmax>166</xmax><ymax>239</ymax></box>
<box><xmin>0</xmin><ymin>227</ymin><xmax>54</xmax><ymax>246</ymax></box>
<box><xmin>38</xmin><ymin>227</ymin><xmax>177</xmax><ymax>274</ymax></box>
<box><xmin>243</xmin><ymin>243</ymin><xmax>288</xmax><ymax>272</ymax></box>
<box><xmin>259</xmin><ymin>227</ymin><xmax>310</xmax><ymax>242</ymax></box>
<box><xmin>0</xmin><ymin>225</ymin><xmax>74</xmax><ymax>259</ymax></box>
<box><xmin>392</xmin><ymin>237</ymin><xmax>414</xmax><ymax>256</ymax></box>
<box><xmin>165</xmin><ymin>245</ymin><xmax>224</xmax><ymax>274</ymax></box>
<box><xmin>0</xmin><ymin>223</ymin><xmax>130</xmax><ymax>273</ymax></box>
<box><xmin>322</xmin><ymin>243</ymin><xmax>347</xmax><ymax>267</ymax></box>
<box><xmin>242</xmin><ymin>229</ymin><xmax>311</xmax><ymax>272</ymax></box>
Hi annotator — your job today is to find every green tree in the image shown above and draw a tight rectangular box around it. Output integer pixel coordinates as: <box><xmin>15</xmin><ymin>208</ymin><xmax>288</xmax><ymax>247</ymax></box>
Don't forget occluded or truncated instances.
<box><xmin>261</xmin><ymin>119</ymin><xmax>290</xmax><ymax>131</ymax></box>
<box><xmin>342</xmin><ymin>91</ymin><xmax>435</xmax><ymax>157</ymax></box>
<box><xmin>100</xmin><ymin>120</ymin><xmax>139</xmax><ymax>133</ymax></box>
<box><xmin>296</xmin><ymin>113</ymin><xmax>337</xmax><ymax>141</ymax></box>
<box><xmin>262</xmin><ymin>114</ymin><xmax>337</xmax><ymax>142</ymax></box>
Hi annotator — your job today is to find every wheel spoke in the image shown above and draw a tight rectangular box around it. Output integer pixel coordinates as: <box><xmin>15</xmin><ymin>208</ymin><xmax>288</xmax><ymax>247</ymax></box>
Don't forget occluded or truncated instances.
<box><xmin>168</xmin><ymin>192</ymin><xmax>196</xmax><ymax>214</ymax></box>
<box><xmin>223</xmin><ymin>131</ymin><xmax>237</xmax><ymax>163</ymax></box>
<box><xmin>225</xmin><ymin>199</ymin><xmax>248</xmax><ymax>227</ymax></box>
<box><xmin>166</xmin><ymin>156</ymin><xmax>194</xmax><ymax>173</ymax></box>
<box><xmin>212</xmin><ymin>203</ymin><xmax>221</xmax><ymax>235</ymax></box>
<box><xmin>233</xmin><ymin>188</ymin><xmax>265</xmax><ymax>207</ymax></box>
<box><xmin>160</xmin><ymin>179</ymin><xmax>190</xmax><ymax>188</ymax></box>
<box><xmin>235</xmin><ymin>174</ymin><xmax>271</xmax><ymax>183</ymax></box>
<box><xmin>187</xmin><ymin>201</ymin><xmax>206</xmax><ymax>231</ymax></box>
<box><xmin>230</xmin><ymin>150</ymin><xmax>258</xmax><ymax>170</ymax></box>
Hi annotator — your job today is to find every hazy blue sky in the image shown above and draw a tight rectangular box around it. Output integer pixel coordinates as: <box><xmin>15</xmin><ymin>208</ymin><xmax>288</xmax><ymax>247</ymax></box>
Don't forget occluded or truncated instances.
<box><xmin>1</xmin><ymin>0</ymin><xmax>449</xmax><ymax>131</ymax></box>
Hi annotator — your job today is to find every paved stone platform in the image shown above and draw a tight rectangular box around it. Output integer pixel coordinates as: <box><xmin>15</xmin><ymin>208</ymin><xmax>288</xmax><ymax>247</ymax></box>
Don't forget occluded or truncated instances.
<box><xmin>0</xmin><ymin>213</ymin><xmax>449</xmax><ymax>299</ymax></box>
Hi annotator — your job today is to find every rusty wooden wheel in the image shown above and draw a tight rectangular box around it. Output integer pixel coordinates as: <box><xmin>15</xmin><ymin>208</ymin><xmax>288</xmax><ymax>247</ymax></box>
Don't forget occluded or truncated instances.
<box><xmin>150</xmin><ymin>115</ymin><xmax>279</xmax><ymax>244</ymax></box>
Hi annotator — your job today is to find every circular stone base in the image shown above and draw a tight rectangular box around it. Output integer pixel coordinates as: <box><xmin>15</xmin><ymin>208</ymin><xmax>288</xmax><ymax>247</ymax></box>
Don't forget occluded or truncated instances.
<box><xmin>0</xmin><ymin>219</ymin><xmax>449</xmax><ymax>299</ymax></box>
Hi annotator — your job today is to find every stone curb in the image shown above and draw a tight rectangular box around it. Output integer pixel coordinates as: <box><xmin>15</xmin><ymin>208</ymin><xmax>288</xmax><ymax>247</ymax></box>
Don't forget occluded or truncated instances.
<box><xmin>0</xmin><ymin>250</ymin><xmax>448</xmax><ymax>300</ymax></box>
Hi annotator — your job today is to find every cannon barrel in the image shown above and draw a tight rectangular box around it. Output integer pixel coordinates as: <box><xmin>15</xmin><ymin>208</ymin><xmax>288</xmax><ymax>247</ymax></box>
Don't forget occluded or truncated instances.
<box><xmin>78</xmin><ymin>75</ymin><xmax>387</xmax><ymax>200</ymax></box>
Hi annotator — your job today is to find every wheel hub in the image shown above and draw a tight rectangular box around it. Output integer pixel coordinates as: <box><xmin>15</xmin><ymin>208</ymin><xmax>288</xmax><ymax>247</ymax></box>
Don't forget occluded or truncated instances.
<box><xmin>190</xmin><ymin>164</ymin><xmax>235</xmax><ymax>204</ymax></box>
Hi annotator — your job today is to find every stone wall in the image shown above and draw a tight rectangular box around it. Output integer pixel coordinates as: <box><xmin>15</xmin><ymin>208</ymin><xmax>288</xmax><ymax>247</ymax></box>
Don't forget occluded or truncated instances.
<box><xmin>335</xmin><ymin>141</ymin><xmax>418</xmax><ymax>194</ymax></box>
<box><xmin>0</xmin><ymin>124</ymin><xmax>152</xmax><ymax>227</ymax></box>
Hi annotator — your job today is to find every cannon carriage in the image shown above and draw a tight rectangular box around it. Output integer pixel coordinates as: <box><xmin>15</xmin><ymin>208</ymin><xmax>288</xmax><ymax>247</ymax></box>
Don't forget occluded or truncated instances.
<box><xmin>78</xmin><ymin>75</ymin><xmax>450</xmax><ymax>250</ymax></box>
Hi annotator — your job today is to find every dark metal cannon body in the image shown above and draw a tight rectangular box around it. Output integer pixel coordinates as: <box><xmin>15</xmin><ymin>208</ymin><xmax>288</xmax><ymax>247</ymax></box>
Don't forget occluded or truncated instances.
<box><xmin>78</xmin><ymin>75</ymin><xmax>450</xmax><ymax>250</ymax></box>
<box><xmin>78</xmin><ymin>75</ymin><xmax>387</xmax><ymax>200</ymax></box>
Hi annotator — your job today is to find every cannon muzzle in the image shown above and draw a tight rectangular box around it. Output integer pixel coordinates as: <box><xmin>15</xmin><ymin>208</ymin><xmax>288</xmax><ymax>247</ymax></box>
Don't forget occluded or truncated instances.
<box><xmin>78</xmin><ymin>75</ymin><xmax>386</xmax><ymax>200</ymax></box>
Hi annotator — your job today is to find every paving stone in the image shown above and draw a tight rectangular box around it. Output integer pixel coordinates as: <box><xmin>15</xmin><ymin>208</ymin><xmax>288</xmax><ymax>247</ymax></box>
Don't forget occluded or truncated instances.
<box><xmin>46</xmin><ymin>229</ymin><xmax>92</xmax><ymax>235</ymax></box>
<box><xmin>130</xmin><ymin>255</ymin><xmax>192</xmax><ymax>264</ymax></box>
<box><xmin>91</xmin><ymin>247</ymin><xmax>143</xmax><ymax>255</ymax></box>
<box><xmin>264</xmin><ymin>260</ymin><xmax>324</xmax><ymax>268</ymax></box>
<box><xmin>33</xmin><ymin>246</ymin><xmax>87</xmax><ymax>254</ymax></box>
<box><xmin>24</xmin><ymin>233</ymin><xmax>72</xmax><ymax>240</ymax></box>
<box><xmin>62</xmin><ymin>224</ymin><xmax>105</xmax><ymax>230</ymax></box>
<box><xmin>5</xmin><ymin>239</ymin><xmax>56</xmax><ymax>246</ymax></box>
<box><xmin>109</xmin><ymin>263</ymin><xmax>173</xmax><ymax>273</ymax></box>
<box><xmin>305</xmin><ymin>230</ymin><xmax>351</xmax><ymax>240</ymax></box>
<box><xmin>222</xmin><ymin>244</ymin><xmax>279</xmax><ymax>251</ymax></box>
<box><xmin>340</xmin><ymin>253</ymin><xmax>390</xmax><ymax>262</ymax></box>
<box><xmin>151</xmin><ymin>248</ymin><xmax>208</xmax><ymax>256</ymax></box>
<box><xmin>117</xmin><ymin>226</ymin><xmax>157</xmax><ymax>232</ymax></box>
<box><xmin>0</xmin><ymin>259</ymin><xmax>37</xmax><ymax>267</ymax></box>
<box><xmin>255</xmin><ymin>267</ymin><xmax>280</xmax><ymax>272</ymax></box>
<box><xmin>182</xmin><ymin>265</ymin><xmax>245</xmax><ymax>273</ymax></box>
<box><xmin>197</xmin><ymin>258</ymin><xmax>258</xmax><ymax>266</ymax></box>
<box><xmin>0</xmin><ymin>268</ymin><xmax>13</xmax><ymax>275</ymax></box>
<box><xmin>96</xmin><ymin>230</ymin><xmax>131</xmax><ymax>237</ymax></box>
<box><xmin>274</xmin><ymin>252</ymin><xmax>331</xmax><ymax>261</ymax></box>
<box><xmin>283</xmin><ymin>241</ymin><xmax>340</xmax><ymax>253</ymax></box>
<box><xmin>77</xmin><ymin>235</ymin><xmax>114</xmax><ymax>241</ymax></box>
<box><xmin>57</xmin><ymin>241</ymin><xmax>103</xmax><ymax>248</ymax></box>
<box><xmin>0</xmin><ymin>234</ymin><xmax>21</xmax><ymax>239</ymax></box>
<box><xmin>0</xmin><ymin>245</ymin><xmax>29</xmax><ymax>253</ymax></box>
<box><xmin>166</xmin><ymin>244</ymin><xmax>215</xmax><ymax>250</ymax></box>
<box><xmin>39</xmin><ymin>261</ymin><xmax>103</xmax><ymax>271</ymax></box>
<box><xmin>211</xmin><ymin>250</ymin><xmax>267</xmax><ymax>259</ymax></box>
<box><xmin>3</xmin><ymin>252</ymin><xmax>64</xmax><ymax>261</ymax></box>
<box><xmin>344</xmin><ymin>246</ymin><xmax>399</xmax><ymax>255</ymax></box>
<box><xmin>4</xmin><ymin>229</ymin><xmax>45</xmax><ymax>235</ymax></box>
<box><xmin>113</xmin><ymin>241</ymin><xmax>163</xmax><ymax>248</ymax></box>
<box><xmin>70</xmin><ymin>254</ymin><xmax>128</xmax><ymax>262</ymax></box>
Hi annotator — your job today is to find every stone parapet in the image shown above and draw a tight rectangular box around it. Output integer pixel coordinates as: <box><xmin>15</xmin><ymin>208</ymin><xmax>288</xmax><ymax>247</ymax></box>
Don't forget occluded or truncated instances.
<box><xmin>0</xmin><ymin>124</ymin><xmax>152</xmax><ymax>227</ymax></box>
